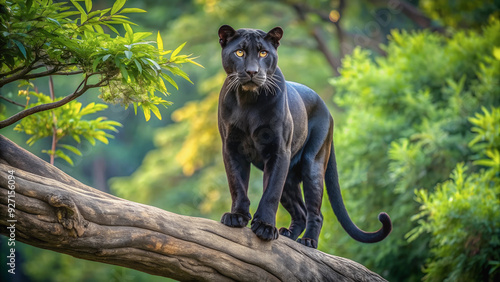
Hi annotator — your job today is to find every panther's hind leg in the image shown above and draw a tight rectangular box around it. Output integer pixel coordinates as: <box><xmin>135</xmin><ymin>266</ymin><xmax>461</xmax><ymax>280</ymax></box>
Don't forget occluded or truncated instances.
<box><xmin>279</xmin><ymin>168</ymin><xmax>306</xmax><ymax>240</ymax></box>
<box><xmin>297</xmin><ymin>119</ymin><xmax>332</xmax><ymax>249</ymax></box>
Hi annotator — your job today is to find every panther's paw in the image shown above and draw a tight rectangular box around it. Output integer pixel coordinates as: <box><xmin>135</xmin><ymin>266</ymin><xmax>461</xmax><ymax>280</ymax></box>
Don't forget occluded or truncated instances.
<box><xmin>297</xmin><ymin>237</ymin><xmax>318</xmax><ymax>249</ymax></box>
<box><xmin>221</xmin><ymin>212</ymin><xmax>250</xmax><ymax>227</ymax></box>
<box><xmin>279</xmin><ymin>227</ymin><xmax>293</xmax><ymax>239</ymax></box>
<box><xmin>251</xmin><ymin>219</ymin><xmax>278</xmax><ymax>241</ymax></box>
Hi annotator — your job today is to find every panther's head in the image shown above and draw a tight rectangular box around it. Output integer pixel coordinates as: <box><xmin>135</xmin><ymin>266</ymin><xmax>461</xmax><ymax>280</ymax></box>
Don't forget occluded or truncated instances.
<box><xmin>218</xmin><ymin>25</ymin><xmax>283</xmax><ymax>94</ymax></box>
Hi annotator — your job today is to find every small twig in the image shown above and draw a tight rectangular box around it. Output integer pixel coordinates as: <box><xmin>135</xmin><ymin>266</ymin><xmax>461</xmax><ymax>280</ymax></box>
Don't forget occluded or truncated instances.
<box><xmin>23</xmin><ymin>67</ymin><xmax>60</xmax><ymax>80</ymax></box>
<box><xmin>49</xmin><ymin>75</ymin><xmax>57</xmax><ymax>165</ymax></box>
<box><xmin>0</xmin><ymin>95</ymin><xmax>25</xmax><ymax>108</ymax></box>
<box><xmin>53</xmin><ymin>70</ymin><xmax>85</xmax><ymax>76</ymax></box>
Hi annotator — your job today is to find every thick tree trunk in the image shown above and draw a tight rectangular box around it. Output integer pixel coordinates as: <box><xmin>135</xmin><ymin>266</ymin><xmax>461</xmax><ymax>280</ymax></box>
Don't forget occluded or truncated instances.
<box><xmin>0</xmin><ymin>135</ymin><xmax>387</xmax><ymax>281</ymax></box>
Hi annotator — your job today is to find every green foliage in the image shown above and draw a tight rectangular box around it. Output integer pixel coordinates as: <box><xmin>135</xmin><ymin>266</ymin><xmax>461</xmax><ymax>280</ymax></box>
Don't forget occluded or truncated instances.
<box><xmin>469</xmin><ymin>106</ymin><xmax>500</xmax><ymax>154</ymax></box>
<box><xmin>327</xmin><ymin>19</ymin><xmax>500</xmax><ymax>280</ymax></box>
<box><xmin>409</xmin><ymin>107</ymin><xmax>500</xmax><ymax>281</ymax></box>
<box><xmin>0</xmin><ymin>0</ymin><xmax>199</xmax><ymax>121</ymax></box>
<box><xmin>419</xmin><ymin>0</ymin><xmax>500</xmax><ymax>29</ymax></box>
<box><xmin>13</xmin><ymin>83</ymin><xmax>121</xmax><ymax>165</ymax></box>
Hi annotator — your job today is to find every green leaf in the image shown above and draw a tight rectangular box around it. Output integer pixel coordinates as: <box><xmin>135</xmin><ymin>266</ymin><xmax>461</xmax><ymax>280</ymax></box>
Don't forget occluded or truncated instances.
<box><xmin>171</xmin><ymin>42</ymin><xmax>186</xmax><ymax>60</ymax></box>
<box><xmin>111</xmin><ymin>0</ymin><xmax>126</xmax><ymax>15</ymax></box>
<box><xmin>99</xmin><ymin>8</ymin><xmax>112</xmax><ymax>16</ymax></box>
<box><xmin>119</xmin><ymin>64</ymin><xmax>129</xmax><ymax>81</ymax></box>
<box><xmin>59</xmin><ymin>144</ymin><xmax>82</xmax><ymax>156</ymax></box>
<box><xmin>120</xmin><ymin>8</ymin><xmax>147</xmax><ymax>13</ymax></box>
<box><xmin>162</xmin><ymin>73</ymin><xmax>178</xmax><ymax>90</ymax></box>
<box><xmin>46</xmin><ymin>18</ymin><xmax>62</xmax><ymax>27</ymax></box>
<box><xmin>94</xmin><ymin>134</ymin><xmax>109</xmax><ymax>144</ymax></box>
<box><xmin>11</xmin><ymin>40</ymin><xmax>27</xmax><ymax>59</ymax></box>
<box><xmin>70</xmin><ymin>0</ymin><xmax>86</xmax><ymax>15</ymax></box>
<box><xmin>123</xmin><ymin>23</ymin><xmax>133</xmax><ymax>35</ymax></box>
<box><xmin>187</xmin><ymin>58</ymin><xmax>204</xmax><ymax>68</ymax></box>
<box><xmin>157</xmin><ymin>31</ymin><xmax>164</xmax><ymax>51</ymax></box>
<box><xmin>72</xmin><ymin>134</ymin><xmax>81</xmax><ymax>143</ymax></box>
<box><xmin>57</xmin><ymin>11</ymin><xmax>81</xmax><ymax>19</ymax></box>
<box><xmin>124</xmin><ymin>50</ymin><xmax>133</xmax><ymax>59</ymax></box>
<box><xmin>103</xmin><ymin>23</ymin><xmax>119</xmax><ymax>34</ymax></box>
<box><xmin>494</xmin><ymin>47</ymin><xmax>500</xmax><ymax>61</ymax></box>
<box><xmin>102</xmin><ymin>54</ymin><xmax>112</xmax><ymax>61</ymax></box>
<box><xmin>85</xmin><ymin>0</ymin><xmax>92</xmax><ymax>12</ymax></box>
<box><xmin>158</xmin><ymin>76</ymin><xmax>168</xmax><ymax>93</ymax></box>
<box><xmin>142</xmin><ymin>104</ymin><xmax>151</xmax><ymax>121</ymax></box>
<box><xmin>84</xmin><ymin>135</ymin><xmax>96</xmax><ymax>146</ymax></box>
<box><xmin>146</xmin><ymin>58</ymin><xmax>161</xmax><ymax>70</ymax></box>
<box><xmin>55</xmin><ymin>150</ymin><xmax>74</xmax><ymax>166</ymax></box>
<box><xmin>166</xmin><ymin>66</ymin><xmax>192</xmax><ymax>83</ymax></box>
<box><xmin>150</xmin><ymin>105</ymin><xmax>162</xmax><ymax>120</ymax></box>
<box><xmin>93</xmin><ymin>24</ymin><xmax>104</xmax><ymax>34</ymax></box>
<box><xmin>133</xmin><ymin>59</ymin><xmax>142</xmax><ymax>73</ymax></box>
<box><xmin>92</xmin><ymin>56</ymin><xmax>103</xmax><ymax>71</ymax></box>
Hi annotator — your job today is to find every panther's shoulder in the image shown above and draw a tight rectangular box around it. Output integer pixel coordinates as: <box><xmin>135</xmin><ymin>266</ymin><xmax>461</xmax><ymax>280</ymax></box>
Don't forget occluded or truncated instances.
<box><xmin>286</xmin><ymin>81</ymin><xmax>327</xmax><ymax>111</ymax></box>
<box><xmin>286</xmin><ymin>81</ymin><xmax>318</xmax><ymax>98</ymax></box>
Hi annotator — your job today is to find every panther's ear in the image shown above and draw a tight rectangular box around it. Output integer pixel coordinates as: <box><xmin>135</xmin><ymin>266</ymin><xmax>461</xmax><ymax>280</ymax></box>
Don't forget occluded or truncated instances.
<box><xmin>265</xmin><ymin>27</ymin><xmax>283</xmax><ymax>48</ymax></box>
<box><xmin>218</xmin><ymin>25</ymin><xmax>236</xmax><ymax>48</ymax></box>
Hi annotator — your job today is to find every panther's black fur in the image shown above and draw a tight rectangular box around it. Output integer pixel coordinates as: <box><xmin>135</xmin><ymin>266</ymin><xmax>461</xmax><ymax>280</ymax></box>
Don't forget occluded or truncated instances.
<box><xmin>217</xmin><ymin>25</ymin><xmax>392</xmax><ymax>248</ymax></box>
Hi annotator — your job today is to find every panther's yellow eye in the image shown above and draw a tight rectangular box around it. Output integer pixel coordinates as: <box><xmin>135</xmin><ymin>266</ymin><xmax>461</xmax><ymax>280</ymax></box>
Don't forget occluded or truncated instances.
<box><xmin>235</xmin><ymin>50</ymin><xmax>244</xmax><ymax>57</ymax></box>
<box><xmin>259</xmin><ymin>50</ymin><xmax>268</xmax><ymax>58</ymax></box>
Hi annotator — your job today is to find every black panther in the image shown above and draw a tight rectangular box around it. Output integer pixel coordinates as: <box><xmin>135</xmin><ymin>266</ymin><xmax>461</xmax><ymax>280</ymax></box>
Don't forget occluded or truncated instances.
<box><xmin>217</xmin><ymin>25</ymin><xmax>391</xmax><ymax>248</ymax></box>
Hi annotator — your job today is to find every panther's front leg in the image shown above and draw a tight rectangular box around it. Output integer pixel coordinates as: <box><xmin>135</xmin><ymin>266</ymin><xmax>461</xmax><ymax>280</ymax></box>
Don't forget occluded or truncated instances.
<box><xmin>220</xmin><ymin>141</ymin><xmax>252</xmax><ymax>228</ymax></box>
<box><xmin>251</xmin><ymin>146</ymin><xmax>291</xmax><ymax>241</ymax></box>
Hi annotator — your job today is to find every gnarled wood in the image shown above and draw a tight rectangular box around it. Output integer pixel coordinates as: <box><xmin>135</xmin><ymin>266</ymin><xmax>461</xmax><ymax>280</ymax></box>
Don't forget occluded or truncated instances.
<box><xmin>0</xmin><ymin>135</ymin><xmax>387</xmax><ymax>281</ymax></box>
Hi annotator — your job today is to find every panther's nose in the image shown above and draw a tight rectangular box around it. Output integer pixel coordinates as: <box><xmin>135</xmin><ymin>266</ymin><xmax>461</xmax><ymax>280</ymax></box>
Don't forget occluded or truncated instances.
<box><xmin>246</xmin><ymin>70</ymin><xmax>257</xmax><ymax>77</ymax></box>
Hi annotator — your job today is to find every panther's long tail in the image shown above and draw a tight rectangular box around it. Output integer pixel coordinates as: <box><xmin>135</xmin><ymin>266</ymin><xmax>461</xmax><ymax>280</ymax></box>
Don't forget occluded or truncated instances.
<box><xmin>325</xmin><ymin>143</ymin><xmax>392</xmax><ymax>243</ymax></box>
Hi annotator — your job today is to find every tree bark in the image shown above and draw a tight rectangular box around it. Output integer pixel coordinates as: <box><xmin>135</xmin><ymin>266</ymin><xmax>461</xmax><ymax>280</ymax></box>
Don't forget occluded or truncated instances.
<box><xmin>0</xmin><ymin>135</ymin><xmax>387</xmax><ymax>281</ymax></box>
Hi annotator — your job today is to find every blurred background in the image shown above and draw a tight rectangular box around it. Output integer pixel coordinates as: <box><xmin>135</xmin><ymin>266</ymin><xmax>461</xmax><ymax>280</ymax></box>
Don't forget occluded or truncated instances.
<box><xmin>1</xmin><ymin>0</ymin><xmax>499</xmax><ymax>281</ymax></box>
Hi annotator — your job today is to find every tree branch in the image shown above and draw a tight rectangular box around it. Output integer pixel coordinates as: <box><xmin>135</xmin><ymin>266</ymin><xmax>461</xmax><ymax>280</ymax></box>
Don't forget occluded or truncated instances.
<box><xmin>0</xmin><ymin>64</ymin><xmax>36</xmax><ymax>88</ymax></box>
<box><xmin>22</xmin><ymin>67</ymin><xmax>60</xmax><ymax>80</ymax></box>
<box><xmin>311</xmin><ymin>27</ymin><xmax>341</xmax><ymax>76</ymax></box>
<box><xmin>0</xmin><ymin>95</ymin><xmax>25</xmax><ymax>107</ymax></box>
<box><xmin>0</xmin><ymin>135</ymin><xmax>387</xmax><ymax>281</ymax></box>
<box><xmin>292</xmin><ymin>4</ymin><xmax>341</xmax><ymax>76</ymax></box>
<box><xmin>0</xmin><ymin>75</ymin><xmax>104</xmax><ymax>129</ymax></box>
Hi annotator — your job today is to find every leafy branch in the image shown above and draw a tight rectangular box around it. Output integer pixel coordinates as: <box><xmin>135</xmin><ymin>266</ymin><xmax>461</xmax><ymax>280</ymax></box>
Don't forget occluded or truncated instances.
<box><xmin>0</xmin><ymin>0</ymin><xmax>201</xmax><ymax>130</ymax></box>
